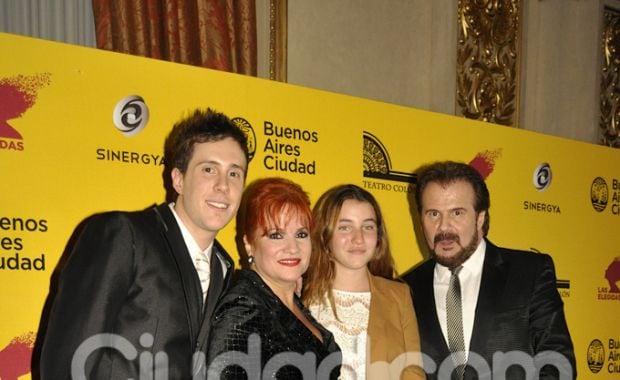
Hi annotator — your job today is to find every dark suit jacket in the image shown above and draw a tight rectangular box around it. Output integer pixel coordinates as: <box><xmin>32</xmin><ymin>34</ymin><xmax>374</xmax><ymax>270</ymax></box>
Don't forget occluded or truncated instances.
<box><xmin>402</xmin><ymin>240</ymin><xmax>575</xmax><ymax>380</ymax></box>
<box><xmin>207</xmin><ymin>269</ymin><xmax>342</xmax><ymax>379</ymax></box>
<box><xmin>40</xmin><ymin>203</ymin><xmax>234</xmax><ymax>379</ymax></box>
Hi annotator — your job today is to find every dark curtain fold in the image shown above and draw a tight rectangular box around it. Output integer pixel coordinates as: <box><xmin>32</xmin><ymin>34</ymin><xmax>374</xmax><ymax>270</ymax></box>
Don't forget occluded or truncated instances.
<box><xmin>92</xmin><ymin>0</ymin><xmax>256</xmax><ymax>76</ymax></box>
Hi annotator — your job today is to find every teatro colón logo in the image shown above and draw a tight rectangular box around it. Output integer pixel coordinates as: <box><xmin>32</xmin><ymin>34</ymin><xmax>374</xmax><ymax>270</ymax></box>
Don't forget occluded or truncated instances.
<box><xmin>362</xmin><ymin>131</ymin><xmax>416</xmax><ymax>194</ymax></box>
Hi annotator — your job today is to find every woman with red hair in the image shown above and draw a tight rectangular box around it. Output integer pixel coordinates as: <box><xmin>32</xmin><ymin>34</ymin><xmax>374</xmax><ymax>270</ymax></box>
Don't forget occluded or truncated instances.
<box><xmin>207</xmin><ymin>177</ymin><xmax>341</xmax><ymax>379</ymax></box>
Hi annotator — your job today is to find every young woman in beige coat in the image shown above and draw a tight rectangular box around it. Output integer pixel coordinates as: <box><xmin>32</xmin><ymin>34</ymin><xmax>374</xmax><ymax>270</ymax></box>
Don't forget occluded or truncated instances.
<box><xmin>303</xmin><ymin>184</ymin><xmax>425</xmax><ymax>379</ymax></box>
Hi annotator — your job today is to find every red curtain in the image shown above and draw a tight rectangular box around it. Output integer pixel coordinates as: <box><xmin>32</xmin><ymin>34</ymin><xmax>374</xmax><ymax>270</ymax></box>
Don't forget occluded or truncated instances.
<box><xmin>92</xmin><ymin>0</ymin><xmax>256</xmax><ymax>75</ymax></box>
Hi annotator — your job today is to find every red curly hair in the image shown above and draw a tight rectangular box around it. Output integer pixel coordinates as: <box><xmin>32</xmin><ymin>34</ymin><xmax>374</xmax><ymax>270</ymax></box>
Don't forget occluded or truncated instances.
<box><xmin>242</xmin><ymin>177</ymin><xmax>313</xmax><ymax>241</ymax></box>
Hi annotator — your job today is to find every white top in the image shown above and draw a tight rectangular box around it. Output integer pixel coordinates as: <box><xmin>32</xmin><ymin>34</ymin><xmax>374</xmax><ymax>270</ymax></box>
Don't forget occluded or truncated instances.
<box><xmin>433</xmin><ymin>239</ymin><xmax>486</xmax><ymax>358</ymax></box>
<box><xmin>309</xmin><ymin>289</ymin><xmax>371</xmax><ymax>380</ymax></box>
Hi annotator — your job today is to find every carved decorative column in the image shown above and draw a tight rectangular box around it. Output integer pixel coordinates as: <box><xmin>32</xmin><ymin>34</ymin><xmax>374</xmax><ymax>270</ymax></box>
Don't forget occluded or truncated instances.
<box><xmin>269</xmin><ymin>0</ymin><xmax>287</xmax><ymax>82</ymax></box>
<box><xmin>456</xmin><ymin>0</ymin><xmax>522</xmax><ymax>127</ymax></box>
<box><xmin>600</xmin><ymin>6</ymin><xmax>620</xmax><ymax>148</ymax></box>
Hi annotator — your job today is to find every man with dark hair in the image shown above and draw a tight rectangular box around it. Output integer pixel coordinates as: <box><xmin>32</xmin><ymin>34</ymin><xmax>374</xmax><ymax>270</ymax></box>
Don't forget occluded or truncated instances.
<box><xmin>403</xmin><ymin>161</ymin><xmax>575</xmax><ymax>379</ymax></box>
<box><xmin>40</xmin><ymin>108</ymin><xmax>248</xmax><ymax>379</ymax></box>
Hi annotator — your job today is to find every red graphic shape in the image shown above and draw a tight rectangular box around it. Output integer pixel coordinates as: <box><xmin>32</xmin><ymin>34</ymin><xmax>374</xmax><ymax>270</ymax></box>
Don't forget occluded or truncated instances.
<box><xmin>469</xmin><ymin>149</ymin><xmax>502</xmax><ymax>179</ymax></box>
<box><xmin>0</xmin><ymin>73</ymin><xmax>51</xmax><ymax>140</ymax></box>
<box><xmin>0</xmin><ymin>331</ymin><xmax>35</xmax><ymax>380</ymax></box>
<box><xmin>606</xmin><ymin>257</ymin><xmax>620</xmax><ymax>293</ymax></box>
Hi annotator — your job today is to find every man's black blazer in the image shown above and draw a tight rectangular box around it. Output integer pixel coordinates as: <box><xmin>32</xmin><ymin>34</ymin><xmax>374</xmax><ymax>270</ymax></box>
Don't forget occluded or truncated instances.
<box><xmin>402</xmin><ymin>240</ymin><xmax>576</xmax><ymax>379</ymax></box>
<box><xmin>40</xmin><ymin>203</ymin><xmax>234</xmax><ymax>379</ymax></box>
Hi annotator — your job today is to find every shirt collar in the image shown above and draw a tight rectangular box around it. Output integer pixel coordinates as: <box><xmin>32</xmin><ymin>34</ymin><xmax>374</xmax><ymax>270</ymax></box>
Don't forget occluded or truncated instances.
<box><xmin>434</xmin><ymin>239</ymin><xmax>486</xmax><ymax>281</ymax></box>
<box><xmin>168</xmin><ymin>203</ymin><xmax>214</xmax><ymax>259</ymax></box>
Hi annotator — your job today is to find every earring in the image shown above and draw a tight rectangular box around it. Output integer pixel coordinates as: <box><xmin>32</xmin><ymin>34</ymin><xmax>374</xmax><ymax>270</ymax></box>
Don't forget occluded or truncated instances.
<box><xmin>248</xmin><ymin>255</ymin><xmax>254</xmax><ymax>264</ymax></box>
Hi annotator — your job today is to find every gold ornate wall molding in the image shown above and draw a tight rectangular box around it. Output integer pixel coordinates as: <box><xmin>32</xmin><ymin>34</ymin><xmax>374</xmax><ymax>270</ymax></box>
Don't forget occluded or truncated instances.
<box><xmin>456</xmin><ymin>0</ymin><xmax>522</xmax><ymax>127</ymax></box>
<box><xmin>600</xmin><ymin>6</ymin><xmax>620</xmax><ymax>148</ymax></box>
<box><xmin>269</xmin><ymin>0</ymin><xmax>287</xmax><ymax>82</ymax></box>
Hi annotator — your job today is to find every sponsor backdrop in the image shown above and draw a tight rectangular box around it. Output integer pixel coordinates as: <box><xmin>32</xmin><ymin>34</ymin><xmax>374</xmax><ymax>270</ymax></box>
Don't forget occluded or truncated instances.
<box><xmin>1</xmin><ymin>33</ymin><xmax>619</xmax><ymax>378</ymax></box>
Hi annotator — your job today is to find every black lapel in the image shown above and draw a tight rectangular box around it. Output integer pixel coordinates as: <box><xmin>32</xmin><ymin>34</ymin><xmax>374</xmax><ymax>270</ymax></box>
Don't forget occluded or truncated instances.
<box><xmin>413</xmin><ymin>261</ymin><xmax>452</xmax><ymax>362</ymax></box>
<box><xmin>203</xmin><ymin>250</ymin><xmax>223</xmax><ymax>319</ymax></box>
<box><xmin>213</xmin><ymin>239</ymin><xmax>234</xmax><ymax>292</ymax></box>
<box><xmin>195</xmin><ymin>240</ymin><xmax>234</xmax><ymax>351</ymax></box>
<box><xmin>151</xmin><ymin>204</ymin><xmax>202</xmax><ymax>348</ymax></box>
<box><xmin>192</xmin><ymin>242</ymin><xmax>234</xmax><ymax>376</ymax></box>
<box><xmin>468</xmin><ymin>240</ymin><xmax>507</xmax><ymax>360</ymax></box>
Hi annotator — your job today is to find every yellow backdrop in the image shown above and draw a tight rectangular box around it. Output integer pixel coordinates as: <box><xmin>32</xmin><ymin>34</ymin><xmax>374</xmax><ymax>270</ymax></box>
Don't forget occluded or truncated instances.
<box><xmin>1</xmin><ymin>32</ymin><xmax>619</xmax><ymax>379</ymax></box>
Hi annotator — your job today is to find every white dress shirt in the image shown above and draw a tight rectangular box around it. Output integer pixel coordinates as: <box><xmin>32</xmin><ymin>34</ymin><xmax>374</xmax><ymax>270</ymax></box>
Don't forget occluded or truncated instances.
<box><xmin>169</xmin><ymin>203</ymin><xmax>227</xmax><ymax>294</ymax></box>
<box><xmin>433</xmin><ymin>239</ymin><xmax>486</xmax><ymax>358</ymax></box>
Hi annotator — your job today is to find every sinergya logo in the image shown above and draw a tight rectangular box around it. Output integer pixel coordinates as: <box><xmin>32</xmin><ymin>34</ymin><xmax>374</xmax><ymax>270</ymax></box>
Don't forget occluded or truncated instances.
<box><xmin>112</xmin><ymin>95</ymin><xmax>149</xmax><ymax>137</ymax></box>
<box><xmin>533</xmin><ymin>163</ymin><xmax>552</xmax><ymax>191</ymax></box>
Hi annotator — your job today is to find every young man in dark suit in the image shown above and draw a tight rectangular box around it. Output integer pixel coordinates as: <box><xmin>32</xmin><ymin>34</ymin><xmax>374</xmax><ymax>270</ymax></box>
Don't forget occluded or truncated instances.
<box><xmin>40</xmin><ymin>108</ymin><xmax>248</xmax><ymax>379</ymax></box>
<box><xmin>402</xmin><ymin>161</ymin><xmax>575</xmax><ymax>380</ymax></box>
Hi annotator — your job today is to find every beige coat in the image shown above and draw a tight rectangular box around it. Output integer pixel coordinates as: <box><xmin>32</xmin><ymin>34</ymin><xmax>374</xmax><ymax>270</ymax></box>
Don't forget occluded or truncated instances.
<box><xmin>367</xmin><ymin>274</ymin><xmax>426</xmax><ymax>379</ymax></box>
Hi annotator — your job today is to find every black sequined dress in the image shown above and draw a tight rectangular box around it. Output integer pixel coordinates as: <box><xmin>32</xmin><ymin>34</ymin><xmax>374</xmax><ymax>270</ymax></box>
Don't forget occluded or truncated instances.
<box><xmin>206</xmin><ymin>269</ymin><xmax>342</xmax><ymax>379</ymax></box>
